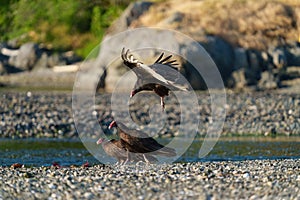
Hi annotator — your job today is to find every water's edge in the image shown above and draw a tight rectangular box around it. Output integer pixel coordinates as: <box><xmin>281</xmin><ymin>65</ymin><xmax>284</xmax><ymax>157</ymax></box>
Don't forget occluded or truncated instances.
<box><xmin>1</xmin><ymin>137</ymin><xmax>299</xmax><ymax>167</ymax></box>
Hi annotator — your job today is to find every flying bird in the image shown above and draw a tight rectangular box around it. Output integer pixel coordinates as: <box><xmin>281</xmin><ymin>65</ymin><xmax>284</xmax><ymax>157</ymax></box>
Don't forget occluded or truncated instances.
<box><xmin>109</xmin><ymin>120</ymin><xmax>176</xmax><ymax>161</ymax></box>
<box><xmin>121</xmin><ymin>48</ymin><xmax>189</xmax><ymax>111</ymax></box>
<box><xmin>96</xmin><ymin>138</ymin><xmax>158</xmax><ymax>164</ymax></box>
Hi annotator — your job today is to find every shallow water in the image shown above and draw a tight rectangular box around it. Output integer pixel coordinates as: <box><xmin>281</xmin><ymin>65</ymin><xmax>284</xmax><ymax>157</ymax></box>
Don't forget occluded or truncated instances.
<box><xmin>0</xmin><ymin>137</ymin><xmax>299</xmax><ymax>166</ymax></box>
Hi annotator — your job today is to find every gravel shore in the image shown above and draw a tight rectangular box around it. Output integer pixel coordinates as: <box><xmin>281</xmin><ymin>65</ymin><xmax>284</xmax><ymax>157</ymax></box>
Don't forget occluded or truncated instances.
<box><xmin>0</xmin><ymin>91</ymin><xmax>299</xmax><ymax>138</ymax></box>
<box><xmin>0</xmin><ymin>159</ymin><xmax>299</xmax><ymax>199</ymax></box>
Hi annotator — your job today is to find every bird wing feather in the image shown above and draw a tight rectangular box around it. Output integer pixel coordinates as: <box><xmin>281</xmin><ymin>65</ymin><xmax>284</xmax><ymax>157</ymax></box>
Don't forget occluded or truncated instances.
<box><xmin>122</xmin><ymin>48</ymin><xmax>189</xmax><ymax>91</ymax></box>
<box><xmin>102</xmin><ymin>140</ymin><xmax>127</xmax><ymax>160</ymax></box>
<box><xmin>117</xmin><ymin>123</ymin><xmax>176</xmax><ymax>156</ymax></box>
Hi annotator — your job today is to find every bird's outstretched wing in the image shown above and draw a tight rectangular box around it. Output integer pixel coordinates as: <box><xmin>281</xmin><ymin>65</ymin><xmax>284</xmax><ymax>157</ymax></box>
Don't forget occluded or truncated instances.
<box><xmin>154</xmin><ymin>52</ymin><xmax>179</xmax><ymax>67</ymax></box>
<box><xmin>117</xmin><ymin>122</ymin><xmax>176</xmax><ymax>157</ymax></box>
<box><xmin>121</xmin><ymin>48</ymin><xmax>189</xmax><ymax>91</ymax></box>
<box><xmin>122</xmin><ymin>48</ymin><xmax>171</xmax><ymax>84</ymax></box>
<box><xmin>121</xmin><ymin>48</ymin><xmax>143</xmax><ymax>69</ymax></box>
<box><xmin>151</xmin><ymin>53</ymin><xmax>190</xmax><ymax>90</ymax></box>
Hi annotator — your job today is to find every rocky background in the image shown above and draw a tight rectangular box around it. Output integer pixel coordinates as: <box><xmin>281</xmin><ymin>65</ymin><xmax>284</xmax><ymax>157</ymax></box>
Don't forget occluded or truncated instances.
<box><xmin>1</xmin><ymin>0</ymin><xmax>300</xmax><ymax>91</ymax></box>
<box><xmin>101</xmin><ymin>0</ymin><xmax>300</xmax><ymax>91</ymax></box>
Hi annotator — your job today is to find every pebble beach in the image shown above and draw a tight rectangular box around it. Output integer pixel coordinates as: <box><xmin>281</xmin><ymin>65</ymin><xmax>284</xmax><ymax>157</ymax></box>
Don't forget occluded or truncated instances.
<box><xmin>1</xmin><ymin>159</ymin><xmax>299</xmax><ymax>199</ymax></box>
<box><xmin>0</xmin><ymin>91</ymin><xmax>299</xmax><ymax>138</ymax></box>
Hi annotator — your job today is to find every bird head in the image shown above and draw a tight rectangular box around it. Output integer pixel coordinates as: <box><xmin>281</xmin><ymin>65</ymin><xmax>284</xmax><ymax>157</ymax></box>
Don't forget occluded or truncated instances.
<box><xmin>96</xmin><ymin>138</ymin><xmax>105</xmax><ymax>145</ymax></box>
<box><xmin>130</xmin><ymin>90</ymin><xmax>136</xmax><ymax>98</ymax></box>
<box><xmin>108</xmin><ymin>120</ymin><xmax>117</xmax><ymax>129</ymax></box>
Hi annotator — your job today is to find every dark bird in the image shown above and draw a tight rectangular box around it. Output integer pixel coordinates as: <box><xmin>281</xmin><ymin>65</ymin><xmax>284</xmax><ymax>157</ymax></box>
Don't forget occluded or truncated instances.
<box><xmin>109</xmin><ymin>120</ymin><xmax>176</xmax><ymax>160</ymax></box>
<box><xmin>96</xmin><ymin>138</ymin><xmax>158</xmax><ymax>164</ymax></box>
<box><xmin>96</xmin><ymin>138</ymin><xmax>128</xmax><ymax>164</ymax></box>
<box><xmin>121</xmin><ymin>48</ymin><xmax>189</xmax><ymax>111</ymax></box>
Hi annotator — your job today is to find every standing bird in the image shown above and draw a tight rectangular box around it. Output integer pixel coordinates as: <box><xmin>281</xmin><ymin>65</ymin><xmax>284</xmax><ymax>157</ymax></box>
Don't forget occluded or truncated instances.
<box><xmin>96</xmin><ymin>138</ymin><xmax>158</xmax><ymax>164</ymax></box>
<box><xmin>109</xmin><ymin>120</ymin><xmax>176</xmax><ymax>162</ymax></box>
<box><xmin>121</xmin><ymin>48</ymin><xmax>189</xmax><ymax>111</ymax></box>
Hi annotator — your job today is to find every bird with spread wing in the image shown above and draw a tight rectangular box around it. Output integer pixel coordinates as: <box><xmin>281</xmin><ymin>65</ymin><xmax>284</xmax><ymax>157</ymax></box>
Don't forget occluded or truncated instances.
<box><xmin>121</xmin><ymin>48</ymin><xmax>189</xmax><ymax>111</ymax></box>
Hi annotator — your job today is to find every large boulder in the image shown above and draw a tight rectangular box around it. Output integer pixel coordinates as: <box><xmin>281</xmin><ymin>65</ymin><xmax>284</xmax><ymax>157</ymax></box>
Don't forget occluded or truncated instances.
<box><xmin>233</xmin><ymin>48</ymin><xmax>248</xmax><ymax>70</ymax></box>
<box><xmin>199</xmin><ymin>36</ymin><xmax>235</xmax><ymax>86</ymax></box>
<box><xmin>0</xmin><ymin>61</ymin><xmax>4</xmax><ymax>75</ymax></box>
<box><xmin>229</xmin><ymin>68</ymin><xmax>248</xmax><ymax>89</ymax></box>
<box><xmin>230</xmin><ymin>49</ymin><xmax>266</xmax><ymax>88</ymax></box>
<box><xmin>268</xmin><ymin>47</ymin><xmax>287</xmax><ymax>69</ymax></box>
<box><xmin>245</xmin><ymin>50</ymin><xmax>262</xmax><ymax>85</ymax></box>
<box><xmin>0</xmin><ymin>52</ymin><xmax>23</xmax><ymax>74</ymax></box>
<box><xmin>8</xmin><ymin>43</ymin><xmax>40</xmax><ymax>71</ymax></box>
<box><xmin>6</xmin><ymin>42</ymin><xmax>81</xmax><ymax>72</ymax></box>
<box><xmin>286</xmin><ymin>42</ymin><xmax>300</xmax><ymax>66</ymax></box>
<box><xmin>32</xmin><ymin>53</ymin><xmax>49</xmax><ymax>71</ymax></box>
<box><xmin>258</xmin><ymin>70</ymin><xmax>279</xmax><ymax>90</ymax></box>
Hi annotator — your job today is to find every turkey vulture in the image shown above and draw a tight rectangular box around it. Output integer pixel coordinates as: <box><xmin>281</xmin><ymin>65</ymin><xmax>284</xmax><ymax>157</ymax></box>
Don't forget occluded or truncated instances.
<box><xmin>109</xmin><ymin>120</ymin><xmax>176</xmax><ymax>159</ymax></box>
<box><xmin>96</xmin><ymin>138</ymin><xmax>158</xmax><ymax>164</ymax></box>
<box><xmin>121</xmin><ymin>48</ymin><xmax>189</xmax><ymax>111</ymax></box>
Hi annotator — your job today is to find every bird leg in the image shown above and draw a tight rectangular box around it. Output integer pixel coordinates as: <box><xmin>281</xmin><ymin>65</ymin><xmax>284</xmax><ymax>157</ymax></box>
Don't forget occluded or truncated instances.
<box><xmin>143</xmin><ymin>154</ymin><xmax>150</xmax><ymax>164</ymax></box>
<box><xmin>160</xmin><ymin>97</ymin><xmax>165</xmax><ymax>111</ymax></box>
<box><xmin>123</xmin><ymin>150</ymin><xmax>131</xmax><ymax>165</ymax></box>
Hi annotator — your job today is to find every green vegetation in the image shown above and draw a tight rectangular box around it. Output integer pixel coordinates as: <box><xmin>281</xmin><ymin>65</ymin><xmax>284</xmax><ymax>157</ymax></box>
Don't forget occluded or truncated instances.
<box><xmin>0</xmin><ymin>0</ymin><xmax>132</xmax><ymax>57</ymax></box>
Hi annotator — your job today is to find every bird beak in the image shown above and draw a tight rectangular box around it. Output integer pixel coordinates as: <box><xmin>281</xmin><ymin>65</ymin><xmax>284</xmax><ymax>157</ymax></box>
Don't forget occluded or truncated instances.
<box><xmin>96</xmin><ymin>138</ymin><xmax>104</xmax><ymax>145</ymax></box>
<box><xmin>108</xmin><ymin>121</ymin><xmax>117</xmax><ymax>129</ymax></box>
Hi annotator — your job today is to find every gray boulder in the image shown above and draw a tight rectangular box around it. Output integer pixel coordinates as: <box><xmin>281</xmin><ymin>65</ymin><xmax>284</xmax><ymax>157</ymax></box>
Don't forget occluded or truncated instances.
<box><xmin>233</xmin><ymin>48</ymin><xmax>248</xmax><ymax>70</ymax></box>
<box><xmin>0</xmin><ymin>53</ymin><xmax>23</xmax><ymax>74</ymax></box>
<box><xmin>0</xmin><ymin>62</ymin><xmax>4</xmax><ymax>75</ymax></box>
<box><xmin>8</xmin><ymin>42</ymin><xmax>39</xmax><ymax>71</ymax></box>
<box><xmin>286</xmin><ymin>42</ymin><xmax>300</xmax><ymax>66</ymax></box>
<box><xmin>229</xmin><ymin>49</ymin><xmax>264</xmax><ymax>88</ymax></box>
<box><xmin>268</xmin><ymin>47</ymin><xmax>287</xmax><ymax>69</ymax></box>
<box><xmin>32</xmin><ymin>53</ymin><xmax>49</xmax><ymax>71</ymax></box>
<box><xmin>246</xmin><ymin>50</ymin><xmax>262</xmax><ymax>85</ymax></box>
<box><xmin>260</xmin><ymin>51</ymin><xmax>273</xmax><ymax>71</ymax></box>
<box><xmin>199</xmin><ymin>36</ymin><xmax>235</xmax><ymax>86</ymax></box>
<box><xmin>0</xmin><ymin>53</ymin><xmax>8</xmax><ymax>64</ymax></box>
<box><xmin>230</xmin><ymin>68</ymin><xmax>248</xmax><ymax>89</ymax></box>
<box><xmin>258</xmin><ymin>71</ymin><xmax>279</xmax><ymax>90</ymax></box>
<box><xmin>179</xmin><ymin>39</ymin><xmax>225</xmax><ymax>90</ymax></box>
<box><xmin>6</xmin><ymin>42</ymin><xmax>81</xmax><ymax>72</ymax></box>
